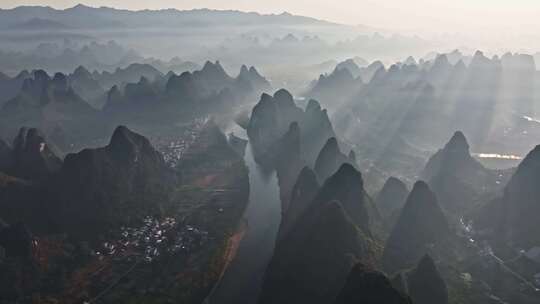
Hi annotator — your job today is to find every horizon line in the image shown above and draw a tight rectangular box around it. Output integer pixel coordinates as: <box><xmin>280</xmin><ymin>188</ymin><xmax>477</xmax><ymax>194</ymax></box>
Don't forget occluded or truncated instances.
<box><xmin>0</xmin><ymin>2</ymin><xmax>349</xmax><ymax>25</ymax></box>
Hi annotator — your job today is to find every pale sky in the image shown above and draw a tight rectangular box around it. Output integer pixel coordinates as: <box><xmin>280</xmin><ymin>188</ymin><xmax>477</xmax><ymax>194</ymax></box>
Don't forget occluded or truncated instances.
<box><xmin>2</xmin><ymin>0</ymin><xmax>540</xmax><ymax>34</ymax></box>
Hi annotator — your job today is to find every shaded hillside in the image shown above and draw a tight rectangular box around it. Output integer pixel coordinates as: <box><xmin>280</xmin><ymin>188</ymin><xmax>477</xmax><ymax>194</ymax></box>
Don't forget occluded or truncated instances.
<box><xmin>382</xmin><ymin>181</ymin><xmax>451</xmax><ymax>274</ymax></box>
<box><xmin>375</xmin><ymin>177</ymin><xmax>408</xmax><ymax>218</ymax></box>
<box><xmin>422</xmin><ymin>131</ymin><xmax>509</xmax><ymax>216</ymax></box>
<box><xmin>0</xmin><ymin>122</ymin><xmax>250</xmax><ymax>303</ymax></box>
<box><xmin>259</xmin><ymin>164</ymin><xmax>379</xmax><ymax>304</ymax></box>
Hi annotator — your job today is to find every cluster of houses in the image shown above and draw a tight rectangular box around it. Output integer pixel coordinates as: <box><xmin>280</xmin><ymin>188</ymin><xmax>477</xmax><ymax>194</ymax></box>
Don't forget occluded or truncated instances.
<box><xmin>93</xmin><ymin>216</ymin><xmax>209</xmax><ymax>264</ymax></box>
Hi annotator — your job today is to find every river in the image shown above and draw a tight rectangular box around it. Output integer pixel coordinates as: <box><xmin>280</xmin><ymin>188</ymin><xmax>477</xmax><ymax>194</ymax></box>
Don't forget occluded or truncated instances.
<box><xmin>207</xmin><ymin>132</ymin><xmax>282</xmax><ymax>304</ymax></box>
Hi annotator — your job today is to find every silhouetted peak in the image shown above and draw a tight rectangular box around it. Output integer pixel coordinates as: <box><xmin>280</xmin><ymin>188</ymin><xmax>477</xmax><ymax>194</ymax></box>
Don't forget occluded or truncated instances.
<box><xmin>282</xmin><ymin>33</ymin><xmax>299</xmax><ymax>43</ymax></box>
<box><xmin>165</xmin><ymin>71</ymin><xmax>195</xmax><ymax>93</ymax></box>
<box><xmin>52</xmin><ymin>72</ymin><xmax>69</xmax><ymax>90</ymax></box>
<box><xmin>408</xmin><ymin>254</ymin><xmax>448</xmax><ymax>304</ymax></box>
<box><xmin>33</xmin><ymin>70</ymin><xmax>50</xmax><ymax>82</ymax></box>
<box><xmin>339</xmin><ymin>58</ymin><xmax>358</xmax><ymax>67</ymax></box>
<box><xmin>69</xmin><ymin>3</ymin><xmax>92</xmax><ymax>10</ymax></box>
<box><xmin>519</xmin><ymin>144</ymin><xmax>540</xmax><ymax>165</ymax></box>
<box><xmin>370</xmin><ymin>66</ymin><xmax>387</xmax><ymax>83</ymax></box>
<box><xmin>499</xmin><ymin>144</ymin><xmax>540</xmax><ymax>247</ymax></box>
<box><xmin>336</xmin><ymin>59</ymin><xmax>360</xmax><ymax>77</ymax></box>
<box><xmin>416</xmin><ymin>254</ymin><xmax>437</xmax><ymax>273</ymax></box>
<box><xmin>273</xmin><ymin>88</ymin><xmax>295</xmax><ymax>108</ymax></box>
<box><xmin>73</xmin><ymin>65</ymin><xmax>92</xmax><ymax>78</ymax></box>
<box><xmin>432</xmin><ymin>54</ymin><xmax>450</xmax><ymax>71</ymax></box>
<box><xmin>110</xmin><ymin>125</ymin><xmax>140</xmax><ymax>147</ymax></box>
<box><xmin>407</xmin><ymin>181</ymin><xmax>433</xmax><ymax>204</ymax></box>
<box><xmin>328</xmin><ymin>163</ymin><xmax>363</xmax><ymax>188</ymax></box>
<box><xmin>178</xmin><ymin>71</ymin><xmax>194</xmax><ymax>81</ymax></box>
<box><xmin>376</xmin><ymin>177</ymin><xmax>409</xmax><ymax>217</ymax></box>
<box><xmin>388</xmin><ymin>64</ymin><xmax>400</xmax><ymax>73</ymax></box>
<box><xmin>237</xmin><ymin>65</ymin><xmax>269</xmax><ymax>89</ymax></box>
<box><xmin>398</xmin><ymin>181</ymin><xmax>447</xmax><ymax>227</ymax></box>
<box><xmin>404</xmin><ymin>56</ymin><xmax>417</xmax><ymax>65</ymax></box>
<box><xmin>368</xmin><ymin>60</ymin><xmax>384</xmax><ymax>69</ymax></box>
<box><xmin>259</xmin><ymin>92</ymin><xmax>273</xmax><ymax>104</ymax></box>
<box><xmin>239</xmin><ymin>64</ymin><xmax>249</xmax><ymax>75</ymax></box>
<box><xmin>444</xmin><ymin>131</ymin><xmax>469</xmax><ymax>154</ymax></box>
<box><xmin>453</xmin><ymin>60</ymin><xmax>466</xmax><ymax>71</ymax></box>
<box><xmin>334</xmin><ymin>262</ymin><xmax>412</xmax><ymax>304</ymax></box>
<box><xmin>296</xmin><ymin>166</ymin><xmax>319</xmax><ymax>187</ymax></box>
<box><xmin>473</xmin><ymin>50</ymin><xmax>485</xmax><ymax>58</ymax></box>
<box><xmin>278</xmin><ymin>165</ymin><xmax>320</xmax><ymax>239</ymax></box>
<box><xmin>470</xmin><ymin>50</ymin><xmax>493</xmax><ymax>68</ymax></box>
<box><xmin>323</xmin><ymin>137</ymin><xmax>339</xmax><ymax>152</ymax></box>
<box><xmin>315</xmin><ymin>138</ymin><xmax>353</xmax><ymax>182</ymax></box>
<box><xmin>201</xmin><ymin>60</ymin><xmax>227</xmax><ymax>76</ymax></box>
<box><xmin>99</xmin><ymin>126</ymin><xmax>158</xmax><ymax>166</ymax></box>
<box><xmin>15</xmin><ymin>70</ymin><xmax>30</xmax><ymax>80</ymax></box>
<box><xmin>382</xmin><ymin>180</ymin><xmax>449</xmax><ymax>273</ymax></box>
<box><xmin>334</xmin><ymin>66</ymin><xmax>355</xmax><ymax>79</ymax></box>
<box><xmin>306</xmin><ymin>99</ymin><xmax>322</xmax><ymax>112</ymax></box>
<box><xmin>248</xmin><ymin>66</ymin><xmax>266</xmax><ymax>79</ymax></box>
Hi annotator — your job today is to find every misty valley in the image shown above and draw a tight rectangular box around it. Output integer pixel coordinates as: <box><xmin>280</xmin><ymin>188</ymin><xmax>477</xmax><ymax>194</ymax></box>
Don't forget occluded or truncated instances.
<box><xmin>1</xmin><ymin>3</ymin><xmax>540</xmax><ymax>304</ymax></box>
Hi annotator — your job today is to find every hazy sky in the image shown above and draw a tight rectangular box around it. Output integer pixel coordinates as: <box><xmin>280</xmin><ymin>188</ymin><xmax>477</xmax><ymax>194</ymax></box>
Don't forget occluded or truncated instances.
<box><xmin>2</xmin><ymin>0</ymin><xmax>540</xmax><ymax>34</ymax></box>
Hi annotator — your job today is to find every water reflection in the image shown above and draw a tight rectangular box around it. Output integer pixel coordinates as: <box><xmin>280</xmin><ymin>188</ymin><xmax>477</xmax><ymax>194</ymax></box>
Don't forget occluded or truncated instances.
<box><xmin>208</xmin><ymin>133</ymin><xmax>282</xmax><ymax>304</ymax></box>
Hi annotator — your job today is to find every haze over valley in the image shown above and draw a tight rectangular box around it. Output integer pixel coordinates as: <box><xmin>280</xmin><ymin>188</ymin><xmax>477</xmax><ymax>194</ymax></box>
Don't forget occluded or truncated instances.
<box><xmin>1</xmin><ymin>2</ymin><xmax>540</xmax><ymax>304</ymax></box>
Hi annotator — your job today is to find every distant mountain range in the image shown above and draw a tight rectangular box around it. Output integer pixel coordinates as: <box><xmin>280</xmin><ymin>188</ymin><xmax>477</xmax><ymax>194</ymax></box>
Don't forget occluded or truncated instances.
<box><xmin>0</xmin><ymin>4</ymin><xmax>337</xmax><ymax>30</ymax></box>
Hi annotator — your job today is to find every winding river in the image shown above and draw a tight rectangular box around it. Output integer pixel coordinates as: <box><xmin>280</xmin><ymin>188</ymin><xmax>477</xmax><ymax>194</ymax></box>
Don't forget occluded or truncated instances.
<box><xmin>207</xmin><ymin>132</ymin><xmax>282</xmax><ymax>304</ymax></box>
